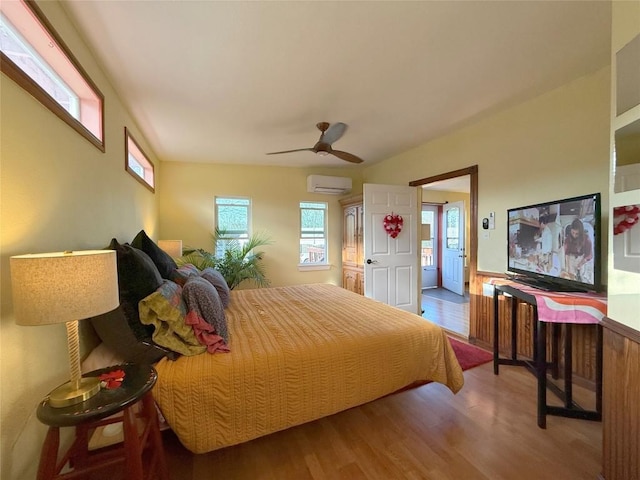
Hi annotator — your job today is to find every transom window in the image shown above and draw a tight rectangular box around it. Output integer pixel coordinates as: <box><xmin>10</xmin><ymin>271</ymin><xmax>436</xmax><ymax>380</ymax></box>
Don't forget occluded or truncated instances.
<box><xmin>300</xmin><ymin>202</ymin><xmax>327</xmax><ymax>265</ymax></box>
<box><xmin>215</xmin><ymin>197</ymin><xmax>251</xmax><ymax>256</ymax></box>
<box><xmin>125</xmin><ymin>128</ymin><xmax>154</xmax><ymax>192</ymax></box>
<box><xmin>0</xmin><ymin>0</ymin><xmax>104</xmax><ymax>150</ymax></box>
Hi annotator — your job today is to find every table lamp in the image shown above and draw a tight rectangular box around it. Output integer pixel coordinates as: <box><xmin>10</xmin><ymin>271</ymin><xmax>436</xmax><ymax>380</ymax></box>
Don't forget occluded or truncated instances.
<box><xmin>158</xmin><ymin>239</ymin><xmax>182</xmax><ymax>258</ymax></box>
<box><xmin>10</xmin><ymin>250</ymin><xmax>119</xmax><ymax>407</ymax></box>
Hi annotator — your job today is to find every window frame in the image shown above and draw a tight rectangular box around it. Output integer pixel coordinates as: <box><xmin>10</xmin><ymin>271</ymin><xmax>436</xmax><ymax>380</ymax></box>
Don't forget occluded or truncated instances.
<box><xmin>125</xmin><ymin>127</ymin><xmax>155</xmax><ymax>193</ymax></box>
<box><xmin>0</xmin><ymin>0</ymin><xmax>105</xmax><ymax>151</ymax></box>
<box><xmin>299</xmin><ymin>201</ymin><xmax>329</xmax><ymax>270</ymax></box>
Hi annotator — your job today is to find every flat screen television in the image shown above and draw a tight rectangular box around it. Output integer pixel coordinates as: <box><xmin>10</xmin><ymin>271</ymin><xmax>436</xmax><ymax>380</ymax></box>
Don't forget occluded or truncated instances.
<box><xmin>507</xmin><ymin>192</ymin><xmax>601</xmax><ymax>293</ymax></box>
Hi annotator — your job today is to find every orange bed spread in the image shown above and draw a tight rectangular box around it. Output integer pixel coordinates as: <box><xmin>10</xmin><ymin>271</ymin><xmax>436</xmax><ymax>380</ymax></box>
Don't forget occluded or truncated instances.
<box><xmin>152</xmin><ymin>283</ymin><xmax>464</xmax><ymax>453</ymax></box>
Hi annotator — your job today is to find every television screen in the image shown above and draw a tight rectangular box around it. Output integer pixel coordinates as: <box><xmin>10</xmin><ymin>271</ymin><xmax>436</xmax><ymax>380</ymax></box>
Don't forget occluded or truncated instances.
<box><xmin>507</xmin><ymin>192</ymin><xmax>601</xmax><ymax>292</ymax></box>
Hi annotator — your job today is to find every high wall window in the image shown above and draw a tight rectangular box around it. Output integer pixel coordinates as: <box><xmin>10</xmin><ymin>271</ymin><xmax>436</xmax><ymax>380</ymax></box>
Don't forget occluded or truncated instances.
<box><xmin>215</xmin><ymin>197</ymin><xmax>250</xmax><ymax>256</ymax></box>
<box><xmin>125</xmin><ymin>128</ymin><xmax>154</xmax><ymax>192</ymax></box>
<box><xmin>0</xmin><ymin>0</ymin><xmax>104</xmax><ymax>150</ymax></box>
<box><xmin>300</xmin><ymin>202</ymin><xmax>327</xmax><ymax>265</ymax></box>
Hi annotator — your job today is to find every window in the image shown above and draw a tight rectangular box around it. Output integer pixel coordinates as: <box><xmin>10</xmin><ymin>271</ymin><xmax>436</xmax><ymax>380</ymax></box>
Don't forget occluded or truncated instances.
<box><xmin>421</xmin><ymin>209</ymin><xmax>435</xmax><ymax>267</ymax></box>
<box><xmin>215</xmin><ymin>197</ymin><xmax>250</xmax><ymax>256</ymax></box>
<box><xmin>125</xmin><ymin>128</ymin><xmax>154</xmax><ymax>192</ymax></box>
<box><xmin>0</xmin><ymin>0</ymin><xmax>104</xmax><ymax>150</ymax></box>
<box><xmin>300</xmin><ymin>202</ymin><xmax>327</xmax><ymax>265</ymax></box>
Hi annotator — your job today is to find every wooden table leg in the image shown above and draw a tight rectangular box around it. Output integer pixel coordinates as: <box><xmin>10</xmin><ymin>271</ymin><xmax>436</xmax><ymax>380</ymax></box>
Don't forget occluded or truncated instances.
<box><xmin>142</xmin><ymin>392</ymin><xmax>170</xmax><ymax>480</ymax></box>
<box><xmin>123</xmin><ymin>404</ymin><xmax>144</xmax><ymax>480</ymax></box>
<box><xmin>37</xmin><ymin>427</ymin><xmax>60</xmax><ymax>480</ymax></box>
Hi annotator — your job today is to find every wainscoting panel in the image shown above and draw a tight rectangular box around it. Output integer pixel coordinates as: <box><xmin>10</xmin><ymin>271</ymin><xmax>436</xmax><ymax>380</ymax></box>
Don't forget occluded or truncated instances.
<box><xmin>601</xmin><ymin>319</ymin><xmax>640</xmax><ymax>480</ymax></box>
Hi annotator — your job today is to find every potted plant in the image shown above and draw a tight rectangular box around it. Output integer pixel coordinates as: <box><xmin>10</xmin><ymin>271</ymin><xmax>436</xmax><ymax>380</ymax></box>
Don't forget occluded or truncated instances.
<box><xmin>180</xmin><ymin>228</ymin><xmax>272</xmax><ymax>290</ymax></box>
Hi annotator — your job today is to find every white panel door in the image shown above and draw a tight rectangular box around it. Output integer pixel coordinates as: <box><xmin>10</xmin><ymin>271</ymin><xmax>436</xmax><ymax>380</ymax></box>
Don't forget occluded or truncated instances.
<box><xmin>442</xmin><ymin>200</ymin><xmax>465</xmax><ymax>296</ymax></box>
<box><xmin>363</xmin><ymin>183</ymin><xmax>420</xmax><ymax>313</ymax></box>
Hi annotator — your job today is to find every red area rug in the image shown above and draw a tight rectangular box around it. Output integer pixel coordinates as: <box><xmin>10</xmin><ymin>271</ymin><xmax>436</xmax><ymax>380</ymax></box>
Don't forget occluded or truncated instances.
<box><xmin>448</xmin><ymin>337</ymin><xmax>493</xmax><ymax>371</ymax></box>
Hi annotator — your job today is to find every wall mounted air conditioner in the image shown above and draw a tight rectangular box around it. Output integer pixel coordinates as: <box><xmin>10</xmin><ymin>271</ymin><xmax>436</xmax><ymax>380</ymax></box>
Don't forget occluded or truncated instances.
<box><xmin>306</xmin><ymin>175</ymin><xmax>352</xmax><ymax>195</ymax></box>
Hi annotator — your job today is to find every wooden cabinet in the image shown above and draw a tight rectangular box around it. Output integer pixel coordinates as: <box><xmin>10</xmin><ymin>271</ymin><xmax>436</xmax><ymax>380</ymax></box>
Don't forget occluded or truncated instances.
<box><xmin>340</xmin><ymin>195</ymin><xmax>364</xmax><ymax>295</ymax></box>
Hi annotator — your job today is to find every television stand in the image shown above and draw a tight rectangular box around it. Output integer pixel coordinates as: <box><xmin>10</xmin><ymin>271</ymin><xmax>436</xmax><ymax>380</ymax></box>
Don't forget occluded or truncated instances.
<box><xmin>493</xmin><ymin>282</ymin><xmax>605</xmax><ymax>428</ymax></box>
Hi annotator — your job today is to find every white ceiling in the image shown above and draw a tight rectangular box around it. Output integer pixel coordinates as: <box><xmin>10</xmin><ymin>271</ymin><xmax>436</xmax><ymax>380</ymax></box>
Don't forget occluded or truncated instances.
<box><xmin>61</xmin><ymin>0</ymin><xmax>611</xmax><ymax>169</ymax></box>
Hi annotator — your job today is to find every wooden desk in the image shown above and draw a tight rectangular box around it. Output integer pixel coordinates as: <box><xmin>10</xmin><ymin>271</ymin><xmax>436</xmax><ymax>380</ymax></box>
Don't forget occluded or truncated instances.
<box><xmin>493</xmin><ymin>282</ymin><xmax>606</xmax><ymax>428</ymax></box>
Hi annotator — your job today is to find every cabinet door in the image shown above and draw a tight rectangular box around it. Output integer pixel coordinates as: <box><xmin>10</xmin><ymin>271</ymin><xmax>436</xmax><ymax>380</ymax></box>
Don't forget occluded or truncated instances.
<box><xmin>343</xmin><ymin>206</ymin><xmax>358</xmax><ymax>264</ymax></box>
<box><xmin>356</xmin><ymin>205</ymin><xmax>364</xmax><ymax>265</ymax></box>
<box><xmin>343</xmin><ymin>268</ymin><xmax>359</xmax><ymax>293</ymax></box>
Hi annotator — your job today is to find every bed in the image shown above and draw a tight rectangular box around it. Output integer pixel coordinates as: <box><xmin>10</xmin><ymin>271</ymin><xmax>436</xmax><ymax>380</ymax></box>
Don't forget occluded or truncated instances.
<box><xmin>88</xmin><ymin>231</ymin><xmax>464</xmax><ymax>454</ymax></box>
<box><xmin>151</xmin><ymin>283</ymin><xmax>464</xmax><ymax>454</ymax></box>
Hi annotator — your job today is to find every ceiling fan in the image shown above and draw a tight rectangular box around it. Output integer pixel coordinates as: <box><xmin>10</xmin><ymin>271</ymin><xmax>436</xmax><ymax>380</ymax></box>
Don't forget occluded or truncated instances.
<box><xmin>267</xmin><ymin>122</ymin><xmax>364</xmax><ymax>164</ymax></box>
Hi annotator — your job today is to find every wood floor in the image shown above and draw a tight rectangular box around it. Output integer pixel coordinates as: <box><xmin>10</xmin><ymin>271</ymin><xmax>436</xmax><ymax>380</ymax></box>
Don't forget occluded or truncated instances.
<box><xmin>422</xmin><ymin>288</ymin><xmax>470</xmax><ymax>338</ymax></box>
<box><xmin>161</xmin><ymin>358</ymin><xmax>602</xmax><ymax>480</ymax></box>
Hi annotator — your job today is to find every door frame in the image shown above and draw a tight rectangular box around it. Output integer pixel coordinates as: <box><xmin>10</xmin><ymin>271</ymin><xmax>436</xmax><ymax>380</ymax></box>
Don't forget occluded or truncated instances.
<box><xmin>409</xmin><ymin>165</ymin><xmax>478</xmax><ymax>335</ymax></box>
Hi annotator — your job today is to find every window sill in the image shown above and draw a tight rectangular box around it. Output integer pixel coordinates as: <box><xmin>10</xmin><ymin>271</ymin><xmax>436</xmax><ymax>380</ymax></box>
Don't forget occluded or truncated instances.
<box><xmin>297</xmin><ymin>263</ymin><xmax>331</xmax><ymax>272</ymax></box>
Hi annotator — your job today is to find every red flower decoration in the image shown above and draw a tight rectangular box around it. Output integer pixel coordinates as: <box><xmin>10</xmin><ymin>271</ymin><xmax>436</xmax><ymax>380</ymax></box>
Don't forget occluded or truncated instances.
<box><xmin>613</xmin><ymin>205</ymin><xmax>640</xmax><ymax>235</ymax></box>
<box><xmin>99</xmin><ymin>369</ymin><xmax>126</xmax><ymax>389</ymax></box>
<box><xmin>383</xmin><ymin>213</ymin><xmax>403</xmax><ymax>239</ymax></box>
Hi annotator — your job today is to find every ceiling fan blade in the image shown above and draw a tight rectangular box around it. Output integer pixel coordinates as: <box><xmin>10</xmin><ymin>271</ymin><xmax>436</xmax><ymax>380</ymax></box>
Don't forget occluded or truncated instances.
<box><xmin>266</xmin><ymin>148</ymin><xmax>314</xmax><ymax>155</ymax></box>
<box><xmin>331</xmin><ymin>150</ymin><xmax>364</xmax><ymax>164</ymax></box>
<box><xmin>321</xmin><ymin>122</ymin><xmax>347</xmax><ymax>145</ymax></box>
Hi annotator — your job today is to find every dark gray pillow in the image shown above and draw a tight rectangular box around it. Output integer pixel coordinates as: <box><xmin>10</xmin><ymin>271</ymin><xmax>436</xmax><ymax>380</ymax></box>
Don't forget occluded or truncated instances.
<box><xmin>106</xmin><ymin>238</ymin><xmax>163</xmax><ymax>341</ymax></box>
<box><xmin>200</xmin><ymin>267</ymin><xmax>231</xmax><ymax>308</ymax></box>
<box><xmin>131</xmin><ymin>229</ymin><xmax>178</xmax><ymax>279</ymax></box>
<box><xmin>89</xmin><ymin>305</ymin><xmax>175</xmax><ymax>364</ymax></box>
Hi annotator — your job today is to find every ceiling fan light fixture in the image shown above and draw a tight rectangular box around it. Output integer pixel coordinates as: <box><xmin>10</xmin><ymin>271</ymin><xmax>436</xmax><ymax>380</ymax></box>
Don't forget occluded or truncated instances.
<box><xmin>316</xmin><ymin>150</ymin><xmax>329</xmax><ymax>156</ymax></box>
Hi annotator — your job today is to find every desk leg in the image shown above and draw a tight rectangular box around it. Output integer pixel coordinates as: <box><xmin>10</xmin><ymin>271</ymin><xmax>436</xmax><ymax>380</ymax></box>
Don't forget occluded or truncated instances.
<box><xmin>493</xmin><ymin>290</ymin><xmax>500</xmax><ymax>375</ymax></box>
<box><xmin>596</xmin><ymin>324</ymin><xmax>603</xmax><ymax>415</ymax></box>
<box><xmin>552</xmin><ymin>323</ymin><xmax>561</xmax><ymax>379</ymax></box>
<box><xmin>510</xmin><ymin>296</ymin><xmax>518</xmax><ymax>361</ymax></box>
<box><xmin>564</xmin><ymin>324</ymin><xmax>573</xmax><ymax>409</ymax></box>
<box><xmin>537</xmin><ymin>318</ymin><xmax>547</xmax><ymax>429</ymax></box>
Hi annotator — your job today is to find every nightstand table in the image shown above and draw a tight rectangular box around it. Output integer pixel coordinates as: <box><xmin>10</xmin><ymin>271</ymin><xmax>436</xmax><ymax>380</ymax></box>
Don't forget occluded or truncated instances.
<box><xmin>36</xmin><ymin>363</ymin><xmax>168</xmax><ymax>480</ymax></box>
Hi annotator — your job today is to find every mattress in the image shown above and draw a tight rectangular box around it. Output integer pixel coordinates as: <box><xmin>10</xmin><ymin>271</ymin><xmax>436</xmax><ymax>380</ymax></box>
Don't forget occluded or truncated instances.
<box><xmin>152</xmin><ymin>283</ymin><xmax>464</xmax><ymax>453</ymax></box>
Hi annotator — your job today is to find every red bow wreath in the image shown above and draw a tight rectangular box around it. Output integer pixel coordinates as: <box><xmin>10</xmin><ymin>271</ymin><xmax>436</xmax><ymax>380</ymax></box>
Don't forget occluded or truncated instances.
<box><xmin>613</xmin><ymin>204</ymin><xmax>640</xmax><ymax>235</ymax></box>
<box><xmin>99</xmin><ymin>369</ymin><xmax>126</xmax><ymax>389</ymax></box>
<box><xmin>383</xmin><ymin>213</ymin><xmax>403</xmax><ymax>238</ymax></box>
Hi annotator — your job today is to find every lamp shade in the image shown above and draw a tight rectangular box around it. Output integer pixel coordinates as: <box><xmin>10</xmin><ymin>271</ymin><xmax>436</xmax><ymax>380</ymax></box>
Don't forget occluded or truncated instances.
<box><xmin>421</xmin><ymin>224</ymin><xmax>431</xmax><ymax>241</ymax></box>
<box><xmin>10</xmin><ymin>250</ymin><xmax>119</xmax><ymax>326</ymax></box>
<box><xmin>158</xmin><ymin>239</ymin><xmax>183</xmax><ymax>258</ymax></box>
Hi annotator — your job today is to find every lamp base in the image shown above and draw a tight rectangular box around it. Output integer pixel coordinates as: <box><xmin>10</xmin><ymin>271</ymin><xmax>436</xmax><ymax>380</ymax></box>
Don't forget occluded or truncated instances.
<box><xmin>49</xmin><ymin>377</ymin><xmax>101</xmax><ymax>408</ymax></box>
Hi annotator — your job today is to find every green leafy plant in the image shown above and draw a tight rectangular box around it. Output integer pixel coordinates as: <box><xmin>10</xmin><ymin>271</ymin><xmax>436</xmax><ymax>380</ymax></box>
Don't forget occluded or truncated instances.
<box><xmin>181</xmin><ymin>228</ymin><xmax>272</xmax><ymax>290</ymax></box>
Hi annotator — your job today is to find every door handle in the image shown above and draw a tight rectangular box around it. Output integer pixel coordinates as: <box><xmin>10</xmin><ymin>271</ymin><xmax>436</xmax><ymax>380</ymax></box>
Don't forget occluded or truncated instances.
<box><xmin>366</xmin><ymin>259</ymin><xmax>378</xmax><ymax>265</ymax></box>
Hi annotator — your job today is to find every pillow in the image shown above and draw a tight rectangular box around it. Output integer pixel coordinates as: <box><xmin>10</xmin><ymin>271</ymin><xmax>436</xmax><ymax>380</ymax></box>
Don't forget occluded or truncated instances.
<box><xmin>199</xmin><ymin>267</ymin><xmax>231</xmax><ymax>308</ymax></box>
<box><xmin>131</xmin><ymin>229</ymin><xmax>178</xmax><ymax>279</ymax></box>
<box><xmin>171</xmin><ymin>263</ymin><xmax>201</xmax><ymax>286</ymax></box>
<box><xmin>106</xmin><ymin>238</ymin><xmax>163</xmax><ymax>341</ymax></box>
<box><xmin>183</xmin><ymin>276</ymin><xmax>229</xmax><ymax>344</ymax></box>
<box><xmin>89</xmin><ymin>305</ymin><xmax>174</xmax><ymax>364</ymax></box>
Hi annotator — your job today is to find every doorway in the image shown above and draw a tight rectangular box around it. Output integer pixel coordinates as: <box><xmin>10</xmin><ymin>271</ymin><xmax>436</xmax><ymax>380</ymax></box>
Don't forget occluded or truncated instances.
<box><xmin>410</xmin><ymin>166</ymin><xmax>478</xmax><ymax>338</ymax></box>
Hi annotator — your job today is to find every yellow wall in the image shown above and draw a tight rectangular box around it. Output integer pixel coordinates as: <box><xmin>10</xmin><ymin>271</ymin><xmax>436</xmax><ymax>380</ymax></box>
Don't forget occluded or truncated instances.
<box><xmin>0</xmin><ymin>1</ymin><xmax>614</xmax><ymax>478</ymax></box>
<box><xmin>364</xmin><ymin>68</ymin><xmax>611</xmax><ymax>279</ymax></box>
<box><xmin>157</xmin><ymin>162</ymin><xmax>363</xmax><ymax>288</ymax></box>
<box><xmin>0</xmin><ymin>2</ymin><xmax>160</xmax><ymax>478</ymax></box>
